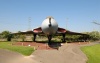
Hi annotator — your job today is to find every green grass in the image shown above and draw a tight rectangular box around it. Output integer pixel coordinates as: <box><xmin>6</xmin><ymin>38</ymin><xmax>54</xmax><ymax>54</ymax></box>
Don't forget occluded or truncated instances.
<box><xmin>81</xmin><ymin>44</ymin><xmax>100</xmax><ymax>63</ymax></box>
<box><xmin>0</xmin><ymin>42</ymin><xmax>35</xmax><ymax>56</ymax></box>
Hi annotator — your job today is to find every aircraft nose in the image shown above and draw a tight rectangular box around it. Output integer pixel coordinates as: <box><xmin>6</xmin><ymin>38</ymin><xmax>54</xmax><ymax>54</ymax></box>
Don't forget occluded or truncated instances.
<box><xmin>41</xmin><ymin>16</ymin><xmax>58</xmax><ymax>35</ymax></box>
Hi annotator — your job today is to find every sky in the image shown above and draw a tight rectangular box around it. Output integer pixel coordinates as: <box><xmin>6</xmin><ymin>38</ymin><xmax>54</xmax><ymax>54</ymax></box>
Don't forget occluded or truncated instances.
<box><xmin>0</xmin><ymin>0</ymin><xmax>100</xmax><ymax>33</ymax></box>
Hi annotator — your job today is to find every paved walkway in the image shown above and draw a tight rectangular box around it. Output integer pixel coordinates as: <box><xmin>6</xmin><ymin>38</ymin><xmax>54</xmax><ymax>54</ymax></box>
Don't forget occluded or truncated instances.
<box><xmin>0</xmin><ymin>49</ymin><xmax>39</xmax><ymax>63</ymax></box>
<box><xmin>0</xmin><ymin>42</ymin><xmax>99</xmax><ymax>63</ymax></box>
<box><xmin>32</xmin><ymin>43</ymin><xmax>87</xmax><ymax>63</ymax></box>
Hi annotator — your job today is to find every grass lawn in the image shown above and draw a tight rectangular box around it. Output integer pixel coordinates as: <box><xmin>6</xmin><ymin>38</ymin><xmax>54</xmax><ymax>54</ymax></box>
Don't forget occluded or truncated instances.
<box><xmin>0</xmin><ymin>42</ymin><xmax>35</xmax><ymax>56</ymax></box>
<box><xmin>81</xmin><ymin>44</ymin><xmax>100</xmax><ymax>63</ymax></box>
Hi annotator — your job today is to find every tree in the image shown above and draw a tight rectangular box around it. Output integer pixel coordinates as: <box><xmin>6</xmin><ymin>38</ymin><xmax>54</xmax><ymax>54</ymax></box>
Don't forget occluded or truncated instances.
<box><xmin>20</xmin><ymin>35</ymin><xmax>26</xmax><ymax>41</ymax></box>
<box><xmin>1</xmin><ymin>31</ymin><xmax>12</xmax><ymax>41</ymax></box>
<box><xmin>89</xmin><ymin>31</ymin><xmax>100</xmax><ymax>41</ymax></box>
<box><xmin>83</xmin><ymin>31</ymin><xmax>100</xmax><ymax>41</ymax></box>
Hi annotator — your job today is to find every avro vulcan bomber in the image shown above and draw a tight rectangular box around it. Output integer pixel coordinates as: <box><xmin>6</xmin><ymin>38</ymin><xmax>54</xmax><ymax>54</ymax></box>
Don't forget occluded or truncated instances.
<box><xmin>14</xmin><ymin>16</ymin><xmax>87</xmax><ymax>45</ymax></box>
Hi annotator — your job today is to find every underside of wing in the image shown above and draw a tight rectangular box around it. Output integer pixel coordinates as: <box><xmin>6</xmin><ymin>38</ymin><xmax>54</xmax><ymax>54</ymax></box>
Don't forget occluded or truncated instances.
<box><xmin>33</xmin><ymin>27</ymin><xmax>43</xmax><ymax>34</ymax></box>
<box><xmin>57</xmin><ymin>27</ymin><xmax>67</xmax><ymax>34</ymax></box>
<box><xmin>13</xmin><ymin>27</ymin><xmax>43</xmax><ymax>35</ymax></box>
<box><xmin>56</xmin><ymin>27</ymin><xmax>87</xmax><ymax>35</ymax></box>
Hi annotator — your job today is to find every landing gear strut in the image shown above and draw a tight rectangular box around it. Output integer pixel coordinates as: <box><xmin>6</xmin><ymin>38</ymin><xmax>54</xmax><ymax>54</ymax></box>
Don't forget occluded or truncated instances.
<box><xmin>62</xmin><ymin>34</ymin><xmax>66</xmax><ymax>42</ymax></box>
<box><xmin>33</xmin><ymin>34</ymin><xmax>37</xmax><ymax>42</ymax></box>
<box><xmin>48</xmin><ymin>35</ymin><xmax>52</xmax><ymax>45</ymax></box>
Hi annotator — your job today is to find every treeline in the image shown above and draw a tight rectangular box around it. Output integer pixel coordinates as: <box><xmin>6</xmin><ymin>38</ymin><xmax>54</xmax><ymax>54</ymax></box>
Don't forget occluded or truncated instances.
<box><xmin>0</xmin><ymin>31</ymin><xmax>28</xmax><ymax>41</ymax></box>
<box><xmin>65</xmin><ymin>31</ymin><xmax>100</xmax><ymax>42</ymax></box>
<box><xmin>0</xmin><ymin>31</ymin><xmax>100</xmax><ymax>42</ymax></box>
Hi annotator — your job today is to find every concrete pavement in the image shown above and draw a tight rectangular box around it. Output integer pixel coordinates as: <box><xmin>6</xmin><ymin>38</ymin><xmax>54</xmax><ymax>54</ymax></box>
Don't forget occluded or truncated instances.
<box><xmin>0</xmin><ymin>43</ymin><xmax>90</xmax><ymax>63</ymax></box>
<box><xmin>0</xmin><ymin>49</ymin><xmax>39</xmax><ymax>63</ymax></box>
<box><xmin>32</xmin><ymin>44</ymin><xmax>87</xmax><ymax>63</ymax></box>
